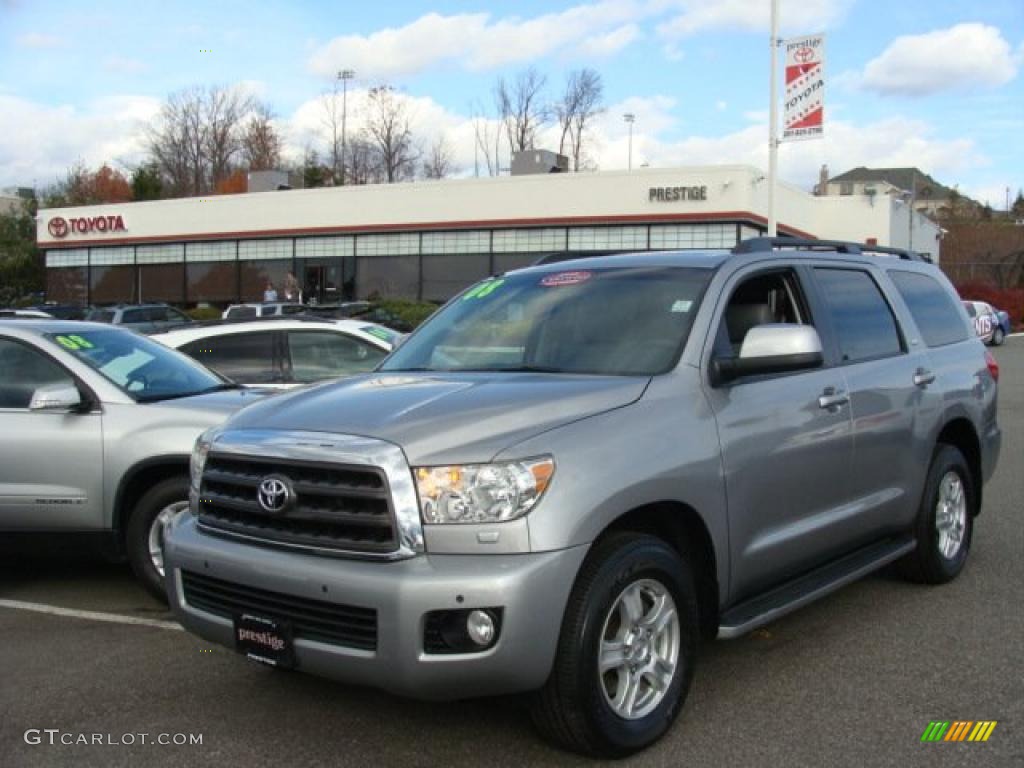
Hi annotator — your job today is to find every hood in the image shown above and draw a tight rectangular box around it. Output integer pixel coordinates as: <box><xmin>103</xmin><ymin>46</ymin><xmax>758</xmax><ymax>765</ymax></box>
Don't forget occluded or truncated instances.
<box><xmin>150</xmin><ymin>386</ymin><xmax>272</xmax><ymax>416</ymax></box>
<box><xmin>224</xmin><ymin>372</ymin><xmax>648</xmax><ymax>465</ymax></box>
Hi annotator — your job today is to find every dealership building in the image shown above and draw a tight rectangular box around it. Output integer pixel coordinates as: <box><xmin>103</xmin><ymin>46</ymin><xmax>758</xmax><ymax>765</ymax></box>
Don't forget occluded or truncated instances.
<box><xmin>36</xmin><ymin>165</ymin><xmax>942</xmax><ymax>307</ymax></box>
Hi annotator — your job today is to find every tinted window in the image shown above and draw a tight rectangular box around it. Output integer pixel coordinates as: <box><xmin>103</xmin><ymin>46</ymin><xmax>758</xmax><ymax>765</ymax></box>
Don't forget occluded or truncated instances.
<box><xmin>889</xmin><ymin>271</ymin><xmax>969</xmax><ymax>347</ymax></box>
<box><xmin>122</xmin><ymin>308</ymin><xmax>148</xmax><ymax>324</ymax></box>
<box><xmin>814</xmin><ymin>268</ymin><xmax>902</xmax><ymax>363</ymax></box>
<box><xmin>87</xmin><ymin>310</ymin><xmax>115</xmax><ymax>323</ymax></box>
<box><xmin>226</xmin><ymin>306</ymin><xmax>258</xmax><ymax>319</ymax></box>
<box><xmin>382</xmin><ymin>267</ymin><xmax>710</xmax><ymax>376</ymax></box>
<box><xmin>183</xmin><ymin>332</ymin><xmax>278</xmax><ymax>384</ymax></box>
<box><xmin>288</xmin><ymin>331</ymin><xmax>387</xmax><ymax>383</ymax></box>
<box><xmin>0</xmin><ymin>338</ymin><xmax>76</xmax><ymax>409</ymax></box>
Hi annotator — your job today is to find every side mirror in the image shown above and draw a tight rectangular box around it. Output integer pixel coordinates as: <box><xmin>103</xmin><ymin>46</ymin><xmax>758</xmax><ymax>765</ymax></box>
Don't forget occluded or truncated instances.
<box><xmin>29</xmin><ymin>382</ymin><xmax>83</xmax><ymax>411</ymax></box>
<box><xmin>712</xmin><ymin>324</ymin><xmax>824</xmax><ymax>385</ymax></box>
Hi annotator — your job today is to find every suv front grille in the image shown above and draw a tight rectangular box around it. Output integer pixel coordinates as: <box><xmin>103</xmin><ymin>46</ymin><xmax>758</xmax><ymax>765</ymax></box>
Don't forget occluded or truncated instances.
<box><xmin>181</xmin><ymin>570</ymin><xmax>377</xmax><ymax>651</ymax></box>
<box><xmin>198</xmin><ymin>454</ymin><xmax>398</xmax><ymax>555</ymax></box>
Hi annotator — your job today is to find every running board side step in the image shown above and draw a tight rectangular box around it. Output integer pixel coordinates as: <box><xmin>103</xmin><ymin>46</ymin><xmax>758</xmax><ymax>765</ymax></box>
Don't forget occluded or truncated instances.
<box><xmin>717</xmin><ymin>536</ymin><xmax>916</xmax><ymax>639</ymax></box>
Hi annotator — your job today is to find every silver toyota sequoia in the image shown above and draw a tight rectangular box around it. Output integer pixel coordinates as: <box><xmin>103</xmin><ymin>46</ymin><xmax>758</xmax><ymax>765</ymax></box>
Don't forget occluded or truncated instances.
<box><xmin>165</xmin><ymin>239</ymin><xmax>1001</xmax><ymax>757</ymax></box>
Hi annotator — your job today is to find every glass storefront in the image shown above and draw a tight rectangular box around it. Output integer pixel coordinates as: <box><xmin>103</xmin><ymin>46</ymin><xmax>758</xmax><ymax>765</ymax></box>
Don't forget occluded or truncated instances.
<box><xmin>44</xmin><ymin>222</ymin><xmax>757</xmax><ymax>306</ymax></box>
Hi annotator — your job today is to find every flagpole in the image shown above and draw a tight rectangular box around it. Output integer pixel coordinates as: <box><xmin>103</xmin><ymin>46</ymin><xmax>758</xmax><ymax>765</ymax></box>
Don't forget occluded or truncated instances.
<box><xmin>767</xmin><ymin>0</ymin><xmax>779</xmax><ymax>237</ymax></box>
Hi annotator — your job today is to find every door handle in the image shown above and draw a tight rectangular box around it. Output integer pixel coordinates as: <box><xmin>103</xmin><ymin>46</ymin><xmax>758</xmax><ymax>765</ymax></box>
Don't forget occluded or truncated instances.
<box><xmin>818</xmin><ymin>387</ymin><xmax>849</xmax><ymax>410</ymax></box>
<box><xmin>913</xmin><ymin>368</ymin><xmax>935</xmax><ymax>387</ymax></box>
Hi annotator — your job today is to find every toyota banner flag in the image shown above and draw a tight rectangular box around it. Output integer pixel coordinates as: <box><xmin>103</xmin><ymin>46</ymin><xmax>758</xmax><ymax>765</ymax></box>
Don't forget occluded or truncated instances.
<box><xmin>782</xmin><ymin>34</ymin><xmax>825</xmax><ymax>142</ymax></box>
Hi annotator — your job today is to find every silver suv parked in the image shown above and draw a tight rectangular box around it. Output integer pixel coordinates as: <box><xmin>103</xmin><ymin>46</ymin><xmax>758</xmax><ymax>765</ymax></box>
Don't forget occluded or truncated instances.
<box><xmin>165</xmin><ymin>239</ymin><xmax>1000</xmax><ymax>757</ymax></box>
<box><xmin>0</xmin><ymin>321</ymin><xmax>266</xmax><ymax>599</ymax></box>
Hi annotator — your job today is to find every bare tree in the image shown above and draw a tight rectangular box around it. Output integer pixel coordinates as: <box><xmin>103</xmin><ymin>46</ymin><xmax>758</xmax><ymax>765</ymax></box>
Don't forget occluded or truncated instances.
<box><xmin>345</xmin><ymin>133</ymin><xmax>382</xmax><ymax>185</ymax></box>
<box><xmin>147</xmin><ymin>86</ymin><xmax>252</xmax><ymax>196</ymax></box>
<box><xmin>319</xmin><ymin>83</ymin><xmax>344</xmax><ymax>183</ymax></box>
<box><xmin>364</xmin><ymin>86</ymin><xmax>417</xmax><ymax>183</ymax></box>
<box><xmin>555</xmin><ymin>68</ymin><xmax>605</xmax><ymax>171</ymax></box>
<box><xmin>422</xmin><ymin>135</ymin><xmax>456</xmax><ymax>179</ymax></box>
<box><xmin>242</xmin><ymin>102</ymin><xmax>283</xmax><ymax>171</ymax></box>
<box><xmin>494</xmin><ymin>67</ymin><xmax>548</xmax><ymax>155</ymax></box>
<box><xmin>470</xmin><ymin>100</ymin><xmax>499</xmax><ymax>177</ymax></box>
<box><xmin>204</xmin><ymin>86</ymin><xmax>252</xmax><ymax>189</ymax></box>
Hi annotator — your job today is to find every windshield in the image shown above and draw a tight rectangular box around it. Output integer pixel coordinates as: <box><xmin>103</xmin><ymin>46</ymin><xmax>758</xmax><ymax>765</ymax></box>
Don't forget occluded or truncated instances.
<box><xmin>381</xmin><ymin>266</ymin><xmax>710</xmax><ymax>376</ymax></box>
<box><xmin>44</xmin><ymin>329</ymin><xmax>228</xmax><ymax>402</ymax></box>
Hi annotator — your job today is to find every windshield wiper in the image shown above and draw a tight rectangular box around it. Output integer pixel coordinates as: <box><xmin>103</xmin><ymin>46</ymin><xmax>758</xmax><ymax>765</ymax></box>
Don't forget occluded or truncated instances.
<box><xmin>136</xmin><ymin>382</ymin><xmax>241</xmax><ymax>402</ymax></box>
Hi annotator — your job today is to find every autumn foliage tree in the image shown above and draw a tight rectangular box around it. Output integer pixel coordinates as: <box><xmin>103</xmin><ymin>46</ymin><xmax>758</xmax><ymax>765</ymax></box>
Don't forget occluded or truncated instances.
<box><xmin>215</xmin><ymin>169</ymin><xmax>248</xmax><ymax>195</ymax></box>
<box><xmin>44</xmin><ymin>162</ymin><xmax>133</xmax><ymax>207</ymax></box>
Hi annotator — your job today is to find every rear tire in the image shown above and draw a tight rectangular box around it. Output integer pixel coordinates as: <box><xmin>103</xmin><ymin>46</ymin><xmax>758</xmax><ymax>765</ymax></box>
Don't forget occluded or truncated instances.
<box><xmin>899</xmin><ymin>445</ymin><xmax>975</xmax><ymax>584</ymax></box>
<box><xmin>991</xmin><ymin>327</ymin><xmax>1004</xmax><ymax>346</ymax></box>
<box><xmin>126</xmin><ymin>476</ymin><xmax>190</xmax><ymax>602</ymax></box>
<box><xmin>531</xmin><ymin>533</ymin><xmax>698</xmax><ymax>758</ymax></box>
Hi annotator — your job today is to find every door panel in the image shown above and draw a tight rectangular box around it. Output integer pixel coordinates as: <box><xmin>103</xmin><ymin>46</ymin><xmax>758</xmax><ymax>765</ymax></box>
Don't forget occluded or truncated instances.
<box><xmin>0</xmin><ymin>337</ymin><xmax>103</xmax><ymax>530</ymax></box>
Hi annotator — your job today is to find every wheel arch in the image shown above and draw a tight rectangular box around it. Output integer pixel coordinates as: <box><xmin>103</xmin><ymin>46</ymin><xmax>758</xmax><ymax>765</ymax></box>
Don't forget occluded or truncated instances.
<box><xmin>596</xmin><ymin>501</ymin><xmax>720</xmax><ymax>640</ymax></box>
<box><xmin>934</xmin><ymin>416</ymin><xmax>982</xmax><ymax>514</ymax></box>
<box><xmin>113</xmin><ymin>456</ymin><xmax>190</xmax><ymax>544</ymax></box>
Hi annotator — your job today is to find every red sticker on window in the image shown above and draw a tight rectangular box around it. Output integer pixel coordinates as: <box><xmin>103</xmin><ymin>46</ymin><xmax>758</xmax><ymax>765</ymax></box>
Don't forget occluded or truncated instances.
<box><xmin>540</xmin><ymin>270</ymin><xmax>592</xmax><ymax>287</ymax></box>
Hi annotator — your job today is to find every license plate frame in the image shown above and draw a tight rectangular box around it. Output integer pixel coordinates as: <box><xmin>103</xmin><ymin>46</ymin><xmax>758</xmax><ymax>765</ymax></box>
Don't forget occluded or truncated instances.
<box><xmin>233</xmin><ymin>612</ymin><xmax>295</xmax><ymax>669</ymax></box>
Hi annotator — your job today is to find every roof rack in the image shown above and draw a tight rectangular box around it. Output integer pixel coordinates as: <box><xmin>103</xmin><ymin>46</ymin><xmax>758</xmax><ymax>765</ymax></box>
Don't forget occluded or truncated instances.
<box><xmin>173</xmin><ymin>314</ymin><xmax>341</xmax><ymax>330</ymax></box>
<box><xmin>732</xmin><ymin>237</ymin><xmax>927</xmax><ymax>262</ymax></box>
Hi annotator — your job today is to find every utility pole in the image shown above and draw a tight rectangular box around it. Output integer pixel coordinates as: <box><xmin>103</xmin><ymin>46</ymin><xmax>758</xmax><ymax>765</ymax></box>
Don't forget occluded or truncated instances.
<box><xmin>337</xmin><ymin>69</ymin><xmax>355</xmax><ymax>186</ymax></box>
<box><xmin>767</xmin><ymin>0</ymin><xmax>780</xmax><ymax>236</ymax></box>
<box><xmin>623</xmin><ymin>113</ymin><xmax>635</xmax><ymax>171</ymax></box>
<box><xmin>909</xmin><ymin>167</ymin><xmax>916</xmax><ymax>250</ymax></box>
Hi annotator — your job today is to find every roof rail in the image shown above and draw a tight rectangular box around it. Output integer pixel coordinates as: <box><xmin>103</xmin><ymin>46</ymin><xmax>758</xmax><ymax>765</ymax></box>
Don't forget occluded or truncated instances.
<box><xmin>732</xmin><ymin>237</ymin><xmax>926</xmax><ymax>261</ymax></box>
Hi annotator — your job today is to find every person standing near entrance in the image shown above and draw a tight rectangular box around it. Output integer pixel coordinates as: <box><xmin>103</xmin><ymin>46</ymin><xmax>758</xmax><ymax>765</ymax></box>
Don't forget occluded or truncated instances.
<box><xmin>263</xmin><ymin>281</ymin><xmax>278</xmax><ymax>302</ymax></box>
<box><xmin>284</xmin><ymin>271</ymin><xmax>301</xmax><ymax>302</ymax></box>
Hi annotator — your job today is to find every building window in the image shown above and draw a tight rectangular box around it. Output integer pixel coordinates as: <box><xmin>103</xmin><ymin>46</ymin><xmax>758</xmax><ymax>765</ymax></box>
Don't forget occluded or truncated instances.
<box><xmin>740</xmin><ymin>225</ymin><xmax>763</xmax><ymax>241</ymax></box>
<box><xmin>136</xmin><ymin>244</ymin><xmax>184</xmax><ymax>264</ymax></box>
<box><xmin>186</xmin><ymin>241</ymin><xmax>236</xmax><ymax>262</ymax></box>
<box><xmin>296</xmin><ymin>236</ymin><xmax>355</xmax><ymax>259</ymax></box>
<box><xmin>187</xmin><ymin>262</ymin><xmax>237</xmax><ymax>302</ymax></box>
<box><xmin>138</xmin><ymin>263</ymin><xmax>185</xmax><ymax>303</ymax></box>
<box><xmin>649</xmin><ymin>223</ymin><xmax>736</xmax><ymax>249</ymax></box>
<box><xmin>421</xmin><ymin>230</ymin><xmax>490</xmax><ymax>254</ymax></box>
<box><xmin>90</xmin><ymin>266</ymin><xmax>136</xmax><ymax>304</ymax></box>
<box><xmin>45</xmin><ymin>249</ymin><xmax>89</xmax><ymax>268</ymax></box>
<box><xmin>567</xmin><ymin>226</ymin><xmax>647</xmax><ymax>251</ymax></box>
<box><xmin>89</xmin><ymin>246</ymin><xmax>134</xmax><ymax>266</ymax></box>
<box><xmin>356</xmin><ymin>233</ymin><xmax>420</xmax><ymax>257</ymax></box>
<box><xmin>492</xmin><ymin>228</ymin><xmax>567</xmax><ymax>253</ymax></box>
<box><xmin>357</xmin><ymin>255</ymin><xmax>419</xmax><ymax>299</ymax></box>
<box><xmin>421</xmin><ymin>254</ymin><xmax>491</xmax><ymax>302</ymax></box>
<box><xmin>240</xmin><ymin>259</ymin><xmax>293</xmax><ymax>302</ymax></box>
<box><xmin>239</xmin><ymin>239</ymin><xmax>290</xmax><ymax>260</ymax></box>
<box><xmin>46</xmin><ymin>268</ymin><xmax>88</xmax><ymax>304</ymax></box>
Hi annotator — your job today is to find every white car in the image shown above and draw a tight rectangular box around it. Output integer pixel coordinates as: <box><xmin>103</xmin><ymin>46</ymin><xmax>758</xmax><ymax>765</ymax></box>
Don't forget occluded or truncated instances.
<box><xmin>151</xmin><ymin>317</ymin><xmax>398</xmax><ymax>389</ymax></box>
<box><xmin>0</xmin><ymin>309</ymin><xmax>54</xmax><ymax>318</ymax></box>
<box><xmin>222</xmin><ymin>302</ymin><xmax>306</xmax><ymax>320</ymax></box>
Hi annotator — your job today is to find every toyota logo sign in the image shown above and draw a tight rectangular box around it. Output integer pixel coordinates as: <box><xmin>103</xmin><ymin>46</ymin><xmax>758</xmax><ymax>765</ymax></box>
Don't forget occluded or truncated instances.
<box><xmin>48</xmin><ymin>217</ymin><xmax>69</xmax><ymax>238</ymax></box>
<box><xmin>257</xmin><ymin>475</ymin><xmax>294</xmax><ymax>514</ymax></box>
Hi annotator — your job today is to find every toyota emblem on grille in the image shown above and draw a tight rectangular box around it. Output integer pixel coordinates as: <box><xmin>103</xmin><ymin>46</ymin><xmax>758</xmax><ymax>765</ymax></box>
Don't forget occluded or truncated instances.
<box><xmin>257</xmin><ymin>475</ymin><xmax>294</xmax><ymax>514</ymax></box>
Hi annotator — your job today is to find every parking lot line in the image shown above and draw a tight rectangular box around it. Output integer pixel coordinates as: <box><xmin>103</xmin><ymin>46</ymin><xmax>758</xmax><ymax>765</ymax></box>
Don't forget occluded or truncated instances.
<box><xmin>0</xmin><ymin>598</ymin><xmax>183</xmax><ymax>631</ymax></box>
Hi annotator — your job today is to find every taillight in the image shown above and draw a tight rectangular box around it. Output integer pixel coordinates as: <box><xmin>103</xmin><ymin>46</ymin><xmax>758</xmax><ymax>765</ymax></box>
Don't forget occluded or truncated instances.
<box><xmin>984</xmin><ymin>350</ymin><xmax>999</xmax><ymax>382</ymax></box>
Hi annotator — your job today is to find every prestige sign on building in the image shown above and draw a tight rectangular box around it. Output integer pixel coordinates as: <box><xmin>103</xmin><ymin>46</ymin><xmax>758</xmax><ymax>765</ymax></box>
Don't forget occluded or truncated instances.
<box><xmin>782</xmin><ymin>34</ymin><xmax>825</xmax><ymax>141</ymax></box>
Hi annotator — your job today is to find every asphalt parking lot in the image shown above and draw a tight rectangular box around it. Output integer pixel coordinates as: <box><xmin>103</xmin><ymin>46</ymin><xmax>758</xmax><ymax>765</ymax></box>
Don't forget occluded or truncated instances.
<box><xmin>1</xmin><ymin>340</ymin><xmax>1021</xmax><ymax>768</ymax></box>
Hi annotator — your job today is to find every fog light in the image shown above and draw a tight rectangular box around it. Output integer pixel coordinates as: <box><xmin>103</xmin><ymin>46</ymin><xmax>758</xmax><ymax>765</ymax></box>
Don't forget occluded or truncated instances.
<box><xmin>466</xmin><ymin>610</ymin><xmax>495</xmax><ymax>646</ymax></box>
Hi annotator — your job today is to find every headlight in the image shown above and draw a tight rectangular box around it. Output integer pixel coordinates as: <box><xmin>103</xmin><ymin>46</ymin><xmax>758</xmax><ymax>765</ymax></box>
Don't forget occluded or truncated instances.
<box><xmin>190</xmin><ymin>430</ymin><xmax>214</xmax><ymax>493</ymax></box>
<box><xmin>414</xmin><ymin>457</ymin><xmax>554</xmax><ymax>524</ymax></box>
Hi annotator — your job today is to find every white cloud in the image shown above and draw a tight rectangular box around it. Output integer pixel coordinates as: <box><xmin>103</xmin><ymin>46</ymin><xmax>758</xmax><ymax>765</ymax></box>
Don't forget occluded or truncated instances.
<box><xmin>662</xmin><ymin>43</ymin><xmax>684</xmax><ymax>61</ymax></box>
<box><xmin>657</xmin><ymin>0</ymin><xmax>851</xmax><ymax>38</ymax></box>
<box><xmin>17</xmin><ymin>32</ymin><xmax>62</xmax><ymax>48</ymax></box>
<box><xmin>307</xmin><ymin>2</ymin><xmax>645</xmax><ymax>79</ymax></box>
<box><xmin>0</xmin><ymin>94</ymin><xmax>160</xmax><ymax>187</ymax></box>
<box><xmin>861</xmin><ymin>23</ymin><xmax>1018</xmax><ymax>96</ymax></box>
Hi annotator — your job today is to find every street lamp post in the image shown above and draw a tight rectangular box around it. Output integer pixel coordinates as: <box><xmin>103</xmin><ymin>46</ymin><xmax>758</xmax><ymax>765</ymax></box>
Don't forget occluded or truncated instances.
<box><xmin>623</xmin><ymin>113</ymin><xmax>635</xmax><ymax>171</ymax></box>
<box><xmin>337</xmin><ymin>69</ymin><xmax>355</xmax><ymax>186</ymax></box>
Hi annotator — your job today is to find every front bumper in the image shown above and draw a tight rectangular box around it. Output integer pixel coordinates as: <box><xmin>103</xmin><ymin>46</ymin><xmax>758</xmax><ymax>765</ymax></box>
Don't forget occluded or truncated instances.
<box><xmin>164</xmin><ymin>514</ymin><xmax>587</xmax><ymax>700</ymax></box>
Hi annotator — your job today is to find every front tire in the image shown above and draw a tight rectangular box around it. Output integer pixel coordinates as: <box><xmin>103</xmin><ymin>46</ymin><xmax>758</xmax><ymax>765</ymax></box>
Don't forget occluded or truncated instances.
<box><xmin>126</xmin><ymin>476</ymin><xmax>190</xmax><ymax>602</ymax></box>
<box><xmin>991</xmin><ymin>327</ymin><xmax>1005</xmax><ymax>346</ymax></box>
<box><xmin>531</xmin><ymin>533</ymin><xmax>698</xmax><ymax>758</ymax></box>
<box><xmin>899</xmin><ymin>444</ymin><xmax>975</xmax><ymax>584</ymax></box>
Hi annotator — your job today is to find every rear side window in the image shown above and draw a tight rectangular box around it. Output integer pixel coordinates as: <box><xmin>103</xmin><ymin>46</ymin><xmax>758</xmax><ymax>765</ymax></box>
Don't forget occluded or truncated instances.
<box><xmin>889</xmin><ymin>271</ymin><xmax>969</xmax><ymax>347</ymax></box>
<box><xmin>88</xmin><ymin>310</ymin><xmax>115</xmax><ymax>323</ymax></box>
<box><xmin>288</xmin><ymin>331</ymin><xmax>387</xmax><ymax>383</ymax></box>
<box><xmin>122</xmin><ymin>308</ymin><xmax>149</xmax><ymax>324</ymax></box>
<box><xmin>182</xmin><ymin>332</ymin><xmax>278</xmax><ymax>384</ymax></box>
<box><xmin>226</xmin><ymin>306</ymin><xmax>258</xmax><ymax>319</ymax></box>
<box><xmin>814</xmin><ymin>268</ymin><xmax>903</xmax><ymax>363</ymax></box>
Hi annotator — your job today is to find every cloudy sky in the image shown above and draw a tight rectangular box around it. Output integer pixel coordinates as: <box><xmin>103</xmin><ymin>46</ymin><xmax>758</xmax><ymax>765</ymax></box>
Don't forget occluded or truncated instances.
<box><xmin>1</xmin><ymin>0</ymin><xmax>1022</xmax><ymax>206</ymax></box>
